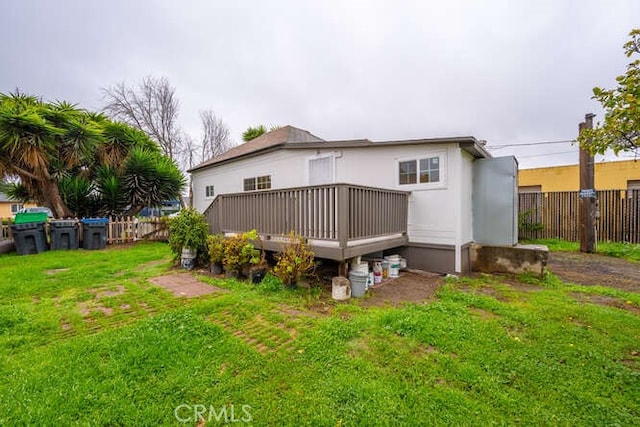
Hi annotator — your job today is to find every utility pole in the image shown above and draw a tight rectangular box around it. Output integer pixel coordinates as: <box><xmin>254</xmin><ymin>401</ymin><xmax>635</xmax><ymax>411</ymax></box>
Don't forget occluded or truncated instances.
<box><xmin>579</xmin><ymin>113</ymin><xmax>596</xmax><ymax>253</ymax></box>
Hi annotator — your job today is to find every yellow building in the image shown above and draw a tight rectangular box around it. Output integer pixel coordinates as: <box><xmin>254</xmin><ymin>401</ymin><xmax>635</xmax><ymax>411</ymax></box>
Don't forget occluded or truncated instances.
<box><xmin>519</xmin><ymin>159</ymin><xmax>640</xmax><ymax>192</ymax></box>
<box><xmin>0</xmin><ymin>192</ymin><xmax>37</xmax><ymax>218</ymax></box>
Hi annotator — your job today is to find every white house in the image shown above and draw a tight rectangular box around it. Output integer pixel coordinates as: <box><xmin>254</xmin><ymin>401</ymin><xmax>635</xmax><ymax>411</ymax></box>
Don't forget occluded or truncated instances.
<box><xmin>189</xmin><ymin>126</ymin><xmax>517</xmax><ymax>274</ymax></box>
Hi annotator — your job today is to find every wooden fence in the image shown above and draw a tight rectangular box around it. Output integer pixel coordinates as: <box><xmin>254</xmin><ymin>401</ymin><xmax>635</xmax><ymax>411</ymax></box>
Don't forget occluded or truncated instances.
<box><xmin>519</xmin><ymin>189</ymin><xmax>640</xmax><ymax>243</ymax></box>
<box><xmin>0</xmin><ymin>216</ymin><xmax>168</xmax><ymax>244</ymax></box>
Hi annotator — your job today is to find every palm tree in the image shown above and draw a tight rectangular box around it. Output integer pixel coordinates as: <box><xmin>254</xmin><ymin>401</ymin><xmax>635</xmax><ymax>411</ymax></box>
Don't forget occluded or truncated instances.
<box><xmin>0</xmin><ymin>92</ymin><xmax>186</xmax><ymax>218</ymax></box>
<box><xmin>0</xmin><ymin>93</ymin><xmax>71</xmax><ymax>217</ymax></box>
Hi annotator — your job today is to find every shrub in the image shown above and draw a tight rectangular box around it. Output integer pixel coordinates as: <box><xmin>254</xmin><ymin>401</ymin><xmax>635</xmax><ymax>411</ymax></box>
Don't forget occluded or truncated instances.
<box><xmin>207</xmin><ymin>234</ymin><xmax>226</xmax><ymax>265</ymax></box>
<box><xmin>273</xmin><ymin>231</ymin><xmax>315</xmax><ymax>286</ymax></box>
<box><xmin>518</xmin><ymin>209</ymin><xmax>543</xmax><ymax>233</ymax></box>
<box><xmin>222</xmin><ymin>229</ymin><xmax>261</xmax><ymax>273</ymax></box>
<box><xmin>168</xmin><ymin>209</ymin><xmax>209</xmax><ymax>264</ymax></box>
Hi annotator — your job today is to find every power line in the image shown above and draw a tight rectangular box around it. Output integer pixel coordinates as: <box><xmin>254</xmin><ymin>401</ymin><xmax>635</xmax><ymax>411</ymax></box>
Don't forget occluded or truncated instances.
<box><xmin>487</xmin><ymin>139</ymin><xmax>576</xmax><ymax>149</ymax></box>
<box><xmin>517</xmin><ymin>150</ymin><xmax>577</xmax><ymax>159</ymax></box>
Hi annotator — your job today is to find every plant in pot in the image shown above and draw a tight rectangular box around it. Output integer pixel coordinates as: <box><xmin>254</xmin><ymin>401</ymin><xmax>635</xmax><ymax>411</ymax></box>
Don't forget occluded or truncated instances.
<box><xmin>168</xmin><ymin>208</ymin><xmax>209</xmax><ymax>270</ymax></box>
<box><xmin>273</xmin><ymin>231</ymin><xmax>315</xmax><ymax>288</ymax></box>
<box><xmin>207</xmin><ymin>234</ymin><xmax>226</xmax><ymax>274</ymax></box>
<box><xmin>244</xmin><ymin>230</ymin><xmax>268</xmax><ymax>284</ymax></box>
<box><xmin>222</xmin><ymin>231</ymin><xmax>255</xmax><ymax>279</ymax></box>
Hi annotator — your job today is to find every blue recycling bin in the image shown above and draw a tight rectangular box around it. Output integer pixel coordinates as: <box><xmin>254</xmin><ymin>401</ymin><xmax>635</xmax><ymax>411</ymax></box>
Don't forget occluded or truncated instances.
<box><xmin>11</xmin><ymin>222</ymin><xmax>48</xmax><ymax>255</ymax></box>
<box><xmin>81</xmin><ymin>218</ymin><xmax>109</xmax><ymax>250</ymax></box>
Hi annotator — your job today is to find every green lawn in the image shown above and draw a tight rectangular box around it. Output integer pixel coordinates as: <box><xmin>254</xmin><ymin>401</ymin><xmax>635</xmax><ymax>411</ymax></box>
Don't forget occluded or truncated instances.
<box><xmin>1</xmin><ymin>242</ymin><xmax>639</xmax><ymax>425</ymax></box>
<box><xmin>523</xmin><ymin>238</ymin><xmax>640</xmax><ymax>262</ymax></box>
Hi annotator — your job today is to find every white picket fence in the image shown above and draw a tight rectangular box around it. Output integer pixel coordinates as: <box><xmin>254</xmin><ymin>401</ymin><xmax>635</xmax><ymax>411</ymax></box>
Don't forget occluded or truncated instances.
<box><xmin>0</xmin><ymin>216</ymin><xmax>168</xmax><ymax>244</ymax></box>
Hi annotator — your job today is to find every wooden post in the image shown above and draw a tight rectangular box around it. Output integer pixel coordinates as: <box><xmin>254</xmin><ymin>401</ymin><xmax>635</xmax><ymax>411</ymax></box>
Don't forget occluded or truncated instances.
<box><xmin>579</xmin><ymin>113</ymin><xmax>596</xmax><ymax>253</ymax></box>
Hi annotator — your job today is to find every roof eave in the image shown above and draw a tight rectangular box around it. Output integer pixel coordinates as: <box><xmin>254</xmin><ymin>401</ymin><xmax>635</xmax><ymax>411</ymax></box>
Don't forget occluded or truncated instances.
<box><xmin>188</xmin><ymin>136</ymin><xmax>492</xmax><ymax>173</ymax></box>
<box><xmin>188</xmin><ymin>143</ymin><xmax>288</xmax><ymax>172</ymax></box>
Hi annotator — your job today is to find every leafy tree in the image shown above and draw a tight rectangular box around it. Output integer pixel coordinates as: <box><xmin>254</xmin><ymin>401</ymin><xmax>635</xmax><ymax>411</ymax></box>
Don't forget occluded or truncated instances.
<box><xmin>0</xmin><ymin>92</ymin><xmax>185</xmax><ymax>218</ymax></box>
<box><xmin>579</xmin><ymin>29</ymin><xmax>640</xmax><ymax>155</ymax></box>
<box><xmin>241</xmin><ymin>124</ymin><xmax>282</xmax><ymax>142</ymax></box>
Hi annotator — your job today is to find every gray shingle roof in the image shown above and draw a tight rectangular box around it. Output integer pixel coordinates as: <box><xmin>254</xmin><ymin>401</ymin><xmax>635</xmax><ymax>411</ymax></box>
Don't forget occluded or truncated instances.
<box><xmin>189</xmin><ymin>125</ymin><xmax>324</xmax><ymax>172</ymax></box>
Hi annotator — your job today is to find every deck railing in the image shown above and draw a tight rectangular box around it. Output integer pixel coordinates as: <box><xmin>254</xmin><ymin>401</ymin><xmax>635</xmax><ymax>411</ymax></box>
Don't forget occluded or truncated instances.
<box><xmin>204</xmin><ymin>183</ymin><xmax>409</xmax><ymax>245</ymax></box>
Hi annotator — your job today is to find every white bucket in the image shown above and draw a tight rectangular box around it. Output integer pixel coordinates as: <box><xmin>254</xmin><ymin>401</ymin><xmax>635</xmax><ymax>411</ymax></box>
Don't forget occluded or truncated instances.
<box><xmin>351</xmin><ymin>262</ymin><xmax>368</xmax><ymax>274</ymax></box>
<box><xmin>385</xmin><ymin>255</ymin><xmax>401</xmax><ymax>278</ymax></box>
<box><xmin>181</xmin><ymin>247</ymin><xmax>196</xmax><ymax>270</ymax></box>
<box><xmin>400</xmin><ymin>257</ymin><xmax>407</xmax><ymax>270</ymax></box>
<box><xmin>332</xmin><ymin>276</ymin><xmax>351</xmax><ymax>301</ymax></box>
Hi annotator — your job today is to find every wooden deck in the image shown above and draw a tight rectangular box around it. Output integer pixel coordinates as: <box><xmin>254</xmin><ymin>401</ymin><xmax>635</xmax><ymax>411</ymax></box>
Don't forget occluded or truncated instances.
<box><xmin>203</xmin><ymin>183</ymin><xmax>410</xmax><ymax>261</ymax></box>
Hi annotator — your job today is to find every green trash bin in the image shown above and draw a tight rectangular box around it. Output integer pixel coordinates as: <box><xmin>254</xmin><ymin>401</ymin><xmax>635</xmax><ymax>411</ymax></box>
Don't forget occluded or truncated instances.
<box><xmin>14</xmin><ymin>212</ymin><xmax>48</xmax><ymax>224</ymax></box>
<box><xmin>11</xmin><ymin>222</ymin><xmax>49</xmax><ymax>255</ymax></box>
<box><xmin>81</xmin><ymin>218</ymin><xmax>109</xmax><ymax>250</ymax></box>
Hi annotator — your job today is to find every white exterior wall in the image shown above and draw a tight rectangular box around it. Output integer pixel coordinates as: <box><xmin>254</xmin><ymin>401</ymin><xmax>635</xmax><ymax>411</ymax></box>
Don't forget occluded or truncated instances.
<box><xmin>192</xmin><ymin>149</ymin><xmax>306</xmax><ymax>213</ymax></box>
<box><xmin>332</xmin><ymin>144</ymin><xmax>462</xmax><ymax>248</ymax></box>
<box><xmin>192</xmin><ymin>143</ymin><xmax>474</xmax><ymax>271</ymax></box>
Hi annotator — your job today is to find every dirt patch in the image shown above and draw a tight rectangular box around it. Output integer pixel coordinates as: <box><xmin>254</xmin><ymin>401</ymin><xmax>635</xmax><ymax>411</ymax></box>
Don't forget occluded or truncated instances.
<box><xmin>77</xmin><ymin>303</ymin><xmax>115</xmax><ymax>317</ymax></box>
<box><xmin>548</xmin><ymin>251</ymin><xmax>640</xmax><ymax>292</ymax></box>
<box><xmin>569</xmin><ymin>292</ymin><xmax>640</xmax><ymax>314</ymax></box>
<box><xmin>94</xmin><ymin>285</ymin><xmax>126</xmax><ymax>299</ymax></box>
<box><xmin>358</xmin><ymin>271</ymin><xmax>443</xmax><ymax>307</ymax></box>
<box><xmin>149</xmin><ymin>273</ymin><xmax>227</xmax><ymax>298</ymax></box>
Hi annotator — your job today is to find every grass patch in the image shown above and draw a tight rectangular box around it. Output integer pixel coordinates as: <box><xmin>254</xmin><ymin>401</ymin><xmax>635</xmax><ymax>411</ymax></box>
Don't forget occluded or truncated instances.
<box><xmin>523</xmin><ymin>238</ymin><xmax>640</xmax><ymax>262</ymax></box>
<box><xmin>1</xmin><ymin>243</ymin><xmax>639</xmax><ymax>425</ymax></box>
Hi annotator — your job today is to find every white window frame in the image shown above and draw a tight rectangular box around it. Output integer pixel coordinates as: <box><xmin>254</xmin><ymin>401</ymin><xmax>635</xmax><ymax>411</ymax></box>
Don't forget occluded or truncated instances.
<box><xmin>396</xmin><ymin>152</ymin><xmax>446</xmax><ymax>190</ymax></box>
<box><xmin>243</xmin><ymin>174</ymin><xmax>272</xmax><ymax>192</ymax></box>
<box><xmin>205</xmin><ymin>185</ymin><xmax>215</xmax><ymax>199</ymax></box>
<box><xmin>10</xmin><ymin>203</ymin><xmax>24</xmax><ymax>214</ymax></box>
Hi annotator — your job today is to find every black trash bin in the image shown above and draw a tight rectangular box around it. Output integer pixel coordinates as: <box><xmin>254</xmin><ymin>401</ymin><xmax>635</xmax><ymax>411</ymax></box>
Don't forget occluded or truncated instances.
<box><xmin>11</xmin><ymin>222</ymin><xmax>49</xmax><ymax>255</ymax></box>
<box><xmin>81</xmin><ymin>218</ymin><xmax>109</xmax><ymax>250</ymax></box>
<box><xmin>50</xmin><ymin>220</ymin><xmax>79</xmax><ymax>250</ymax></box>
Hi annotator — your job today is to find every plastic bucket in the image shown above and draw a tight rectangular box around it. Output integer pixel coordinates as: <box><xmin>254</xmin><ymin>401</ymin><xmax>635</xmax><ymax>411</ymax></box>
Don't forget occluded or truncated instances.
<box><xmin>332</xmin><ymin>276</ymin><xmax>351</xmax><ymax>301</ymax></box>
<box><xmin>181</xmin><ymin>247</ymin><xmax>196</xmax><ymax>270</ymax></box>
<box><xmin>349</xmin><ymin>270</ymin><xmax>368</xmax><ymax>297</ymax></box>
<box><xmin>382</xmin><ymin>261</ymin><xmax>389</xmax><ymax>279</ymax></box>
<box><xmin>351</xmin><ymin>262</ymin><xmax>368</xmax><ymax>274</ymax></box>
<box><xmin>385</xmin><ymin>255</ymin><xmax>401</xmax><ymax>278</ymax></box>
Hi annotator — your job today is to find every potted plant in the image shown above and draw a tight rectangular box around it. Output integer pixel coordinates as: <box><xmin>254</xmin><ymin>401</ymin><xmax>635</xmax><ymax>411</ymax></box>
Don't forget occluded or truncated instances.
<box><xmin>207</xmin><ymin>234</ymin><xmax>226</xmax><ymax>274</ymax></box>
<box><xmin>168</xmin><ymin>209</ymin><xmax>209</xmax><ymax>270</ymax></box>
<box><xmin>245</xmin><ymin>230</ymin><xmax>268</xmax><ymax>284</ymax></box>
<box><xmin>222</xmin><ymin>229</ymin><xmax>267</xmax><ymax>281</ymax></box>
<box><xmin>273</xmin><ymin>231</ymin><xmax>315</xmax><ymax>288</ymax></box>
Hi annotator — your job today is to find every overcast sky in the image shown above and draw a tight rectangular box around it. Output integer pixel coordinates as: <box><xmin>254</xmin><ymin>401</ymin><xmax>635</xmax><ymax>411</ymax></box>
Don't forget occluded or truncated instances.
<box><xmin>1</xmin><ymin>0</ymin><xmax>639</xmax><ymax>169</ymax></box>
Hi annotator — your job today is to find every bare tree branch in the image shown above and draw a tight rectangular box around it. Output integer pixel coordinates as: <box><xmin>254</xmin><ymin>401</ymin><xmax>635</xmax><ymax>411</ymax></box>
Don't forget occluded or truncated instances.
<box><xmin>102</xmin><ymin>76</ymin><xmax>182</xmax><ymax>161</ymax></box>
<box><xmin>200</xmin><ymin>109</ymin><xmax>232</xmax><ymax>161</ymax></box>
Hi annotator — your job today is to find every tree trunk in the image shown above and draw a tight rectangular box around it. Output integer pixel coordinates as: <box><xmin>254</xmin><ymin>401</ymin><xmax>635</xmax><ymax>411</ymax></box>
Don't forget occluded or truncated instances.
<box><xmin>42</xmin><ymin>181</ymin><xmax>72</xmax><ymax>218</ymax></box>
<box><xmin>125</xmin><ymin>204</ymin><xmax>144</xmax><ymax>217</ymax></box>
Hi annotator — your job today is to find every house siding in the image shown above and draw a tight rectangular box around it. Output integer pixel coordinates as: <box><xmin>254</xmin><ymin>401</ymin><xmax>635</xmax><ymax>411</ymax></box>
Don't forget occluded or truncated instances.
<box><xmin>192</xmin><ymin>142</ymin><xmax>479</xmax><ymax>273</ymax></box>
